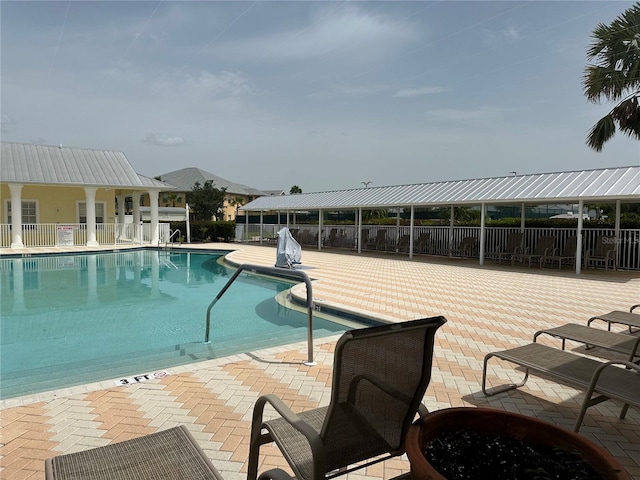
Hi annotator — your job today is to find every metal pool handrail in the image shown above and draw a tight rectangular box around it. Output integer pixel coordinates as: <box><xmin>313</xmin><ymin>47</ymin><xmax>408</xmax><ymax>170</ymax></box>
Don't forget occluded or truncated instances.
<box><xmin>205</xmin><ymin>264</ymin><xmax>316</xmax><ymax>365</ymax></box>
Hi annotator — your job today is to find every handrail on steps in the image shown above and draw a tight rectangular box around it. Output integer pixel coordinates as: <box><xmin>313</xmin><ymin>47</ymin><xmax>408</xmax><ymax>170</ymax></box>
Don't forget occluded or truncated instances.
<box><xmin>163</xmin><ymin>229</ymin><xmax>181</xmax><ymax>249</ymax></box>
<box><xmin>205</xmin><ymin>264</ymin><xmax>316</xmax><ymax>365</ymax></box>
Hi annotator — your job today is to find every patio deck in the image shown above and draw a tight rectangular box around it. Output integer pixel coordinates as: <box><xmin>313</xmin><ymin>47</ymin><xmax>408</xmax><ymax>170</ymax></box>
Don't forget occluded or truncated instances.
<box><xmin>1</xmin><ymin>243</ymin><xmax>639</xmax><ymax>479</ymax></box>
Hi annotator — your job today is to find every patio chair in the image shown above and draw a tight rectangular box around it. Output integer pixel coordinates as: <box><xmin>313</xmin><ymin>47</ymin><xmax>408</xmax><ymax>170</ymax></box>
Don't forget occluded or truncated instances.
<box><xmin>414</xmin><ymin>232</ymin><xmax>432</xmax><ymax>254</ymax></box>
<box><xmin>45</xmin><ymin>425</ymin><xmax>293</xmax><ymax>480</ymax></box>
<box><xmin>541</xmin><ymin>236</ymin><xmax>578</xmax><ymax>269</ymax></box>
<box><xmin>449</xmin><ymin>236</ymin><xmax>478</xmax><ymax>258</ymax></box>
<box><xmin>584</xmin><ymin>235</ymin><xmax>617</xmax><ymax>270</ymax></box>
<box><xmin>367</xmin><ymin>229</ymin><xmax>388</xmax><ymax>251</ymax></box>
<box><xmin>396</xmin><ymin>234</ymin><xmax>411</xmax><ymax>253</ymax></box>
<box><xmin>511</xmin><ymin>235</ymin><xmax>555</xmax><ymax>267</ymax></box>
<box><xmin>487</xmin><ymin>231</ymin><xmax>523</xmax><ymax>264</ymax></box>
<box><xmin>247</xmin><ymin>316</ymin><xmax>447</xmax><ymax>480</ymax></box>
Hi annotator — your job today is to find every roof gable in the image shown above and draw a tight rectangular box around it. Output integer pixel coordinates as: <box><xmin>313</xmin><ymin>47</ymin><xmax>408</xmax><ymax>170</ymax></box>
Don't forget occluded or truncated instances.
<box><xmin>1</xmin><ymin>142</ymin><xmax>150</xmax><ymax>188</ymax></box>
<box><xmin>157</xmin><ymin>167</ymin><xmax>265</xmax><ymax>196</ymax></box>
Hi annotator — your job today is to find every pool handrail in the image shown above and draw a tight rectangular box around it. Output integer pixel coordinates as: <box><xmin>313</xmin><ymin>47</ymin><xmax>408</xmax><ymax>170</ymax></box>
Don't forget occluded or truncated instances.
<box><xmin>205</xmin><ymin>263</ymin><xmax>316</xmax><ymax>365</ymax></box>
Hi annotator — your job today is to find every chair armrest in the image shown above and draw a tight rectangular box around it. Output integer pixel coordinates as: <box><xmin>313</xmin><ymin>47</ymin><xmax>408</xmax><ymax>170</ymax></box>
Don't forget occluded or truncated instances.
<box><xmin>251</xmin><ymin>394</ymin><xmax>326</xmax><ymax>478</ymax></box>
<box><xmin>631</xmin><ymin>304</ymin><xmax>639</xmax><ymax>313</ymax></box>
<box><xmin>258</xmin><ymin>469</ymin><xmax>295</xmax><ymax>480</ymax></box>
<box><xmin>347</xmin><ymin>374</ymin><xmax>413</xmax><ymax>405</ymax></box>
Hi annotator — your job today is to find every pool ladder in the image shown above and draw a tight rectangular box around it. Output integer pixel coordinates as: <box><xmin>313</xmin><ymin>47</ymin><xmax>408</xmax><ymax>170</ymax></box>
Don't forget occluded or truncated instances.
<box><xmin>205</xmin><ymin>264</ymin><xmax>316</xmax><ymax>366</ymax></box>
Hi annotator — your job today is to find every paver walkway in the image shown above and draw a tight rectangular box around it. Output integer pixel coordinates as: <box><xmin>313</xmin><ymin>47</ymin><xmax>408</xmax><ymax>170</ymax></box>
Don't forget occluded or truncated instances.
<box><xmin>1</xmin><ymin>243</ymin><xmax>639</xmax><ymax>479</ymax></box>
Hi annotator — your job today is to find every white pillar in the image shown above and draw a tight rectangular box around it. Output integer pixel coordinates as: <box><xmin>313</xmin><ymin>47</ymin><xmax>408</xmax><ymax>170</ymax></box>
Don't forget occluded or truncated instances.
<box><xmin>318</xmin><ymin>209</ymin><xmax>323</xmax><ymax>250</ymax></box>
<box><xmin>84</xmin><ymin>187</ymin><xmax>99</xmax><ymax>246</ymax></box>
<box><xmin>9</xmin><ymin>184</ymin><xmax>24</xmax><ymax>248</ymax></box>
<box><xmin>576</xmin><ymin>200</ymin><xmax>584</xmax><ymax>274</ymax></box>
<box><xmin>479</xmin><ymin>203</ymin><xmax>486</xmax><ymax>266</ymax></box>
<box><xmin>148</xmin><ymin>190</ymin><xmax>159</xmax><ymax>244</ymax></box>
<box><xmin>449</xmin><ymin>206</ymin><xmax>455</xmax><ymax>257</ymax></box>
<box><xmin>520</xmin><ymin>203</ymin><xmax>526</xmax><ymax>232</ymax></box>
<box><xmin>260</xmin><ymin>211</ymin><xmax>264</xmax><ymax>245</ymax></box>
<box><xmin>132</xmin><ymin>193</ymin><xmax>141</xmax><ymax>243</ymax></box>
<box><xmin>615</xmin><ymin>199</ymin><xmax>621</xmax><ymax>267</ymax></box>
<box><xmin>117</xmin><ymin>195</ymin><xmax>126</xmax><ymax>224</ymax></box>
<box><xmin>409</xmin><ymin>206</ymin><xmax>415</xmax><ymax>259</ymax></box>
<box><xmin>357</xmin><ymin>208</ymin><xmax>363</xmax><ymax>254</ymax></box>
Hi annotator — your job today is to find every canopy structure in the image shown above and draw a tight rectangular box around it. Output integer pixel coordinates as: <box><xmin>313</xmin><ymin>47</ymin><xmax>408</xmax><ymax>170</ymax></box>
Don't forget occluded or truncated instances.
<box><xmin>241</xmin><ymin>166</ymin><xmax>640</xmax><ymax>274</ymax></box>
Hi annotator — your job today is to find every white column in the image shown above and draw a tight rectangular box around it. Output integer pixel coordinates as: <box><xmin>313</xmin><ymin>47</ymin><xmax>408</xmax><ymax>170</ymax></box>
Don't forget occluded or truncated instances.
<box><xmin>148</xmin><ymin>190</ymin><xmax>160</xmax><ymax>244</ymax></box>
<box><xmin>260</xmin><ymin>211</ymin><xmax>264</xmax><ymax>245</ymax></box>
<box><xmin>84</xmin><ymin>187</ymin><xmax>99</xmax><ymax>246</ymax></box>
<box><xmin>318</xmin><ymin>209</ymin><xmax>323</xmax><ymax>250</ymax></box>
<box><xmin>520</xmin><ymin>203</ymin><xmax>526</xmax><ymax>232</ymax></box>
<box><xmin>615</xmin><ymin>200</ymin><xmax>621</xmax><ymax>267</ymax></box>
<box><xmin>132</xmin><ymin>193</ymin><xmax>141</xmax><ymax>243</ymax></box>
<box><xmin>576</xmin><ymin>200</ymin><xmax>584</xmax><ymax>274</ymax></box>
<box><xmin>9</xmin><ymin>184</ymin><xmax>24</xmax><ymax>248</ymax></box>
<box><xmin>409</xmin><ymin>206</ymin><xmax>415</xmax><ymax>259</ymax></box>
<box><xmin>117</xmin><ymin>195</ymin><xmax>126</xmax><ymax>224</ymax></box>
<box><xmin>479</xmin><ymin>203</ymin><xmax>486</xmax><ymax>266</ymax></box>
<box><xmin>357</xmin><ymin>207</ymin><xmax>363</xmax><ymax>254</ymax></box>
<box><xmin>448</xmin><ymin>206</ymin><xmax>455</xmax><ymax>258</ymax></box>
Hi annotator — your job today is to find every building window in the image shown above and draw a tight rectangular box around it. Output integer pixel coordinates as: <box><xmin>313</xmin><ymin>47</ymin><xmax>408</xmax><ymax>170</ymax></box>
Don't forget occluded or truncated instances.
<box><xmin>78</xmin><ymin>202</ymin><xmax>106</xmax><ymax>223</ymax></box>
<box><xmin>6</xmin><ymin>200</ymin><xmax>38</xmax><ymax>224</ymax></box>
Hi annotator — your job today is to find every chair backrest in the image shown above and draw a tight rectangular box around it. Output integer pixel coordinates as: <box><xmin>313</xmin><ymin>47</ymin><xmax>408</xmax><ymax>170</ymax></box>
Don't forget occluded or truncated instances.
<box><xmin>460</xmin><ymin>236</ymin><xmax>477</xmax><ymax>249</ymax></box>
<box><xmin>375</xmin><ymin>229</ymin><xmax>387</xmax><ymax>244</ymax></box>
<box><xmin>505</xmin><ymin>232</ymin><xmax>523</xmax><ymax>252</ymax></box>
<box><xmin>320</xmin><ymin>317</ymin><xmax>446</xmax><ymax>454</ymax></box>
<box><xmin>562</xmin><ymin>236</ymin><xmax>578</xmax><ymax>255</ymax></box>
<box><xmin>593</xmin><ymin>236</ymin><xmax>616</xmax><ymax>256</ymax></box>
<box><xmin>534</xmin><ymin>236</ymin><xmax>555</xmax><ymax>254</ymax></box>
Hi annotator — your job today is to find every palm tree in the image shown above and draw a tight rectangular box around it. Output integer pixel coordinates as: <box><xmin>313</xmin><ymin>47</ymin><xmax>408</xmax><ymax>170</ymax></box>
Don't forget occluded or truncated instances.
<box><xmin>290</xmin><ymin>185</ymin><xmax>302</xmax><ymax>194</ymax></box>
<box><xmin>583</xmin><ymin>3</ymin><xmax>640</xmax><ymax>151</ymax></box>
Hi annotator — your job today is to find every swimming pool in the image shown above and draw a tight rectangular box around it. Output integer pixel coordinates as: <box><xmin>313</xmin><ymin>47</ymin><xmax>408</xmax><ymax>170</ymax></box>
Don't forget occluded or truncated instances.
<box><xmin>0</xmin><ymin>250</ymin><xmax>351</xmax><ymax>399</ymax></box>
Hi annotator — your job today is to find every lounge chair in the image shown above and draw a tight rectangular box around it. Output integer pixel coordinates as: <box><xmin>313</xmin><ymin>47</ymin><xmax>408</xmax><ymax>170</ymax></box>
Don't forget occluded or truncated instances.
<box><xmin>396</xmin><ymin>234</ymin><xmax>411</xmax><ymax>253</ymax></box>
<box><xmin>414</xmin><ymin>232</ymin><xmax>432</xmax><ymax>254</ymax></box>
<box><xmin>584</xmin><ymin>235</ymin><xmax>617</xmax><ymax>270</ymax></box>
<box><xmin>247</xmin><ymin>316</ymin><xmax>447</xmax><ymax>480</ymax></box>
<box><xmin>45</xmin><ymin>425</ymin><xmax>293</xmax><ymax>480</ymax></box>
<box><xmin>367</xmin><ymin>229</ymin><xmax>388</xmax><ymax>251</ymax></box>
<box><xmin>486</xmin><ymin>231</ymin><xmax>523</xmax><ymax>264</ymax></box>
<box><xmin>482</xmin><ymin>343</ymin><xmax>640</xmax><ymax>432</ymax></box>
<box><xmin>533</xmin><ymin>323</ymin><xmax>640</xmax><ymax>362</ymax></box>
<box><xmin>588</xmin><ymin>304</ymin><xmax>640</xmax><ymax>333</ymax></box>
<box><xmin>541</xmin><ymin>236</ymin><xmax>578</xmax><ymax>269</ymax></box>
<box><xmin>511</xmin><ymin>235</ymin><xmax>555</xmax><ymax>267</ymax></box>
<box><xmin>448</xmin><ymin>236</ymin><xmax>478</xmax><ymax>258</ymax></box>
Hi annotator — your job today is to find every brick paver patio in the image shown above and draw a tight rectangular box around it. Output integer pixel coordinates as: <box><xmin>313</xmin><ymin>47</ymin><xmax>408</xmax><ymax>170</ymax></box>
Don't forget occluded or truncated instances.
<box><xmin>1</xmin><ymin>243</ymin><xmax>639</xmax><ymax>479</ymax></box>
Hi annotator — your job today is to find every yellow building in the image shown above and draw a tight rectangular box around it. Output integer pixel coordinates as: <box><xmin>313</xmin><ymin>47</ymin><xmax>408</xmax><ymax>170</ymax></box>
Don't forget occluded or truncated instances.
<box><xmin>1</xmin><ymin>142</ymin><xmax>175</xmax><ymax>248</ymax></box>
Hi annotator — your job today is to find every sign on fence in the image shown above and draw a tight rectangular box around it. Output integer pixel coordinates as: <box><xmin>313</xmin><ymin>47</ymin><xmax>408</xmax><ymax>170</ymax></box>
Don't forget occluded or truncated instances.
<box><xmin>56</xmin><ymin>225</ymin><xmax>74</xmax><ymax>246</ymax></box>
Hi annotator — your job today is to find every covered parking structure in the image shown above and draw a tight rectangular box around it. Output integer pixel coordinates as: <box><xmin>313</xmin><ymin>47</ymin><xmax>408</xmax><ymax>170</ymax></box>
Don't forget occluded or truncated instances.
<box><xmin>240</xmin><ymin>166</ymin><xmax>640</xmax><ymax>274</ymax></box>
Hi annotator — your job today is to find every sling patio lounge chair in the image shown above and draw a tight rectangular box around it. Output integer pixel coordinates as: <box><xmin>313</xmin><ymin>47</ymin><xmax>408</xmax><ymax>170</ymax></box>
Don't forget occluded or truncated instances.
<box><xmin>247</xmin><ymin>316</ymin><xmax>447</xmax><ymax>480</ymax></box>
<box><xmin>45</xmin><ymin>425</ymin><xmax>292</xmax><ymax>480</ymax></box>
<box><xmin>584</xmin><ymin>235</ymin><xmax>617</xmax><ymax>270</ymax></box>
<box><xmin>486</xmin><ymin>231</ymin><xmax>523</xmax><ymax>264</ymax></box>
<box><xmin>511</xmin><ymin>235</ymin><xmax>556</xmax><ymax>267</ymax></box>
<box><xmin>541</xmin><ymin>236</ymin><xmax>578</xmax><ymax>269</ymax></box>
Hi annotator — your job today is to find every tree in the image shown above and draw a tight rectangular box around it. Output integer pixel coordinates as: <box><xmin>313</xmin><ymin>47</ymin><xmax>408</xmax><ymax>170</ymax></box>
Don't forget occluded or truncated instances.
<box><xmin>186</xmin><ymin>181</ymin><xmax>226</xmax><ymax>221</ymax></box>
<box><xmin>290</xmin><ymin>185</ymin><xmax>302</xmax><ymax>194</ymax></box>
<box><xmin>166</xmin><ymin>193</ymin><xmax>182</xmax><ymax>207</ymax></box>
<box><xmin>583</xmin><ymin>3</ymin><xmax>640</xmax><ymax>151</ymax></box>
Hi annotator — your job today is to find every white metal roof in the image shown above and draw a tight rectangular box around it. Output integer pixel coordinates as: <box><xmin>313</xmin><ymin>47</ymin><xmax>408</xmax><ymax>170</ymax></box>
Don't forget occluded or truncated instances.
<box><xmin>1</xmin><ymin>142</ymin><xmax>173</xmax><ymax>190</ymax></box>
<box><xmin>157</xmin><ymin>167</ymin><xmax>264</xmax><ymax>196</ymax></box>
<box><xmin>241</xmin><ymin>166</ymin><xmax>640</xmax><ymax>211</ymax></box>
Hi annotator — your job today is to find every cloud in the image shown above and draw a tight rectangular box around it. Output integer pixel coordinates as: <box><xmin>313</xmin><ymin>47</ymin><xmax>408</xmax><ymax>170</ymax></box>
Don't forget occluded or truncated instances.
<box><xmin>483</xmin><ymin>25</ymin><xmax>522</xmax><ymax>46</ymax></box>
<box><xmin>426</xmin><ymin>106</ymin><xmax>504</xmax><ymax>122</ymax></box>
<box><xmin>144</xmin><ymin>133</ymin><xmax>186</xmax><ymax>146</ymax></box>
<box><xmin>394</xmin><ymin>86</ymin><xmax>447</xmax><ymax>98</ymax></box>
<box><xmin>223</xmin><ymin>7</ymin><xmax>417</xmax><ymax>64</ymax></box>
<box><xmin>1</xmin><ymin>113</ymin><xmax>16</xmax><ymax>133</ymax></box>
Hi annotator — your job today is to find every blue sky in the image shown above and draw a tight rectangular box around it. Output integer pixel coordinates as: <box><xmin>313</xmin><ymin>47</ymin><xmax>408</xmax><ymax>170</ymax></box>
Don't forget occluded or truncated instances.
<box><xmin>2</xmin><ymin>1</ymin><xmax>638</xmax><ymax>192</ymax></box>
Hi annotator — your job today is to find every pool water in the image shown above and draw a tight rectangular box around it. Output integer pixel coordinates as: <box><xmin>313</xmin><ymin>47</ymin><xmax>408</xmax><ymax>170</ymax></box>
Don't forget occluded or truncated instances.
<box><xmin>0</xmin><ymin>250</ymin><xmax>348</xmax><ymax>399</ymax></box>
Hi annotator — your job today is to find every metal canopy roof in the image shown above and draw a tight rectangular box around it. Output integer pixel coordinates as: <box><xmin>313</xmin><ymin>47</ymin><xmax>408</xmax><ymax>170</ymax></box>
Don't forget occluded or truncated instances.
<box><xmin>241</xmin><ymin>166</ymin><xmax>640</xmax><ymax>211</ymax></box>
<box><xmin>1</xmin><ymin>142</ymin><xmax>173</xmax><ymax>190</ymax></box>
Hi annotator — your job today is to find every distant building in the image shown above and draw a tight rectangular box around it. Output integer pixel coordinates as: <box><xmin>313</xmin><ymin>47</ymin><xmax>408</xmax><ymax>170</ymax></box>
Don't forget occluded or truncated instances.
<box><xmin>144</xmin><ymin>167</ymin><xmax>268</xmax><ymax>221</ymax></box>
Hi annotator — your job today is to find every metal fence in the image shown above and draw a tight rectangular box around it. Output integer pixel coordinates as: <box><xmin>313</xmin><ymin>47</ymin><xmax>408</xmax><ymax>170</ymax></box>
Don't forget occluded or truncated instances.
<box><xmin>0</xmin><ymin>223</ymin><xmax>171</xmax><ymax>248</ymax></box>
<box><xmin>236</xmin><ymin>224</ymin><xmax>640</xmax><ymax>270</ymax></box>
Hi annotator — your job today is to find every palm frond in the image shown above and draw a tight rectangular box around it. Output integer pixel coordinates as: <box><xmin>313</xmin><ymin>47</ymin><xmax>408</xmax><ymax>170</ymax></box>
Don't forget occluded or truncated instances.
<box><xmin>586</xmin><ymin>115</ymin><xmax>617</xmax><ymax>152</ymax></box>
<box><xmin>611</xmin><ymin>95</ymin><xmax>640</xmax><ymax>140</ymax></box>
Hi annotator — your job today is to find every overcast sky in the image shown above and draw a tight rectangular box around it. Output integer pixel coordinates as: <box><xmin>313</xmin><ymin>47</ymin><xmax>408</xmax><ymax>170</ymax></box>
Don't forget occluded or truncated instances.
<box><xmin>2</xmin><ymin>1</ymin><xmax>639</xmax><ymax>193</ymax></box>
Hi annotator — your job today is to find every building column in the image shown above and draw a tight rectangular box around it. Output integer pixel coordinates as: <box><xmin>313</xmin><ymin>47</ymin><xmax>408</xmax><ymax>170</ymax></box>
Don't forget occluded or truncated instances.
<box><xmin>148</xmin><ymin>190</ymin><xmax>159</xmax><ymax>244</ymax></box>
<box><xmin>132</xmin><ymin>193</ymin><xmax>142</xmax><ymax>243</ymax></box>
<box><xmin>117</xmin><ymin>195</ymin><xmax>126</xmax><ymax>224</ymax></box>
<box><xmin>84</xmin><ymin>187</ymin><xmax>99</xmax><ymax>246</ymax></box>
<box><xmin>9</xmin><ymin>184</ymin><xmax>24</xmax><ymax>248</ymax></box>
<box><xmin>479</xmin><ymin>203</ymin><xmax>486</xmax><ymax>266</ymax></box>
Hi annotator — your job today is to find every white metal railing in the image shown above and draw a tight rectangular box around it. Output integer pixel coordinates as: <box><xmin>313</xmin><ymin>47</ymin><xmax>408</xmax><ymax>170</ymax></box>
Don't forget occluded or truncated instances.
<box><xmin>0</xmin><ymin>223</ymin><xmax>171</xmax><ymax>248</ymax></box>
<box><xmin>235</xmin><ymin>224</ymin><xmax>640</xmax><ymax>270</ymax></box>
